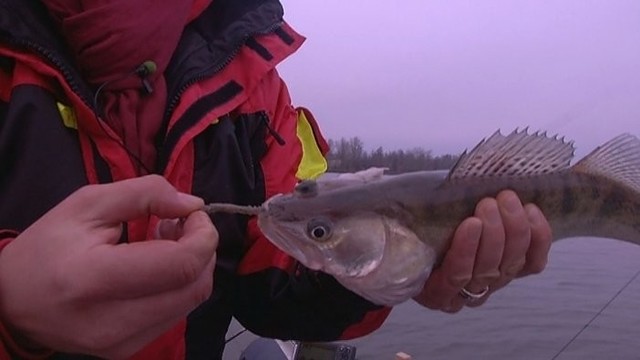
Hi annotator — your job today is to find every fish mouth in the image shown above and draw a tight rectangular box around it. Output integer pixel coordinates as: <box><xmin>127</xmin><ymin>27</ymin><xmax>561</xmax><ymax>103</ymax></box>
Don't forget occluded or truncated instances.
<box><xmin>257</xmin><ymin>214</ymin><xmax>326</xmax><ymax>271</ymax></box>
<box><xmin>257</xmin><ymin>215</ymin><xmax>384</xmax><ymax>277</ymax></box>
<box><xmin>258</xmin><ymin>195</ymin><xmax>391</xmax><ymax>278</ymax></box>
<box><xmin>261</xmin><ymin>194</ymin><xmax>293</xmax><ymax>220</ymax></box>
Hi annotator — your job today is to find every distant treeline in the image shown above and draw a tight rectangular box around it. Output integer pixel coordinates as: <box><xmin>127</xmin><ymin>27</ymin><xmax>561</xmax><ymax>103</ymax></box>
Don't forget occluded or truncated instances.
<box><xmin>326</xmin><ymin>137</ymin><xmax>459</xmax><ymax>174</ymax></box>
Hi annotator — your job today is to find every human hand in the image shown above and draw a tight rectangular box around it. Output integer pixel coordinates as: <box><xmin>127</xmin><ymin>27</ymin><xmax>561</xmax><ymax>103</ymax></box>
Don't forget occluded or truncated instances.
<box><xmin>0</xmin><ymin>175</ymin><xmax>218</xmax><ymax>358</ymax></box>
<box><xmin>413</xmin><ymin>190</ymin><xmax>552</xmax><ymax>312</ymax></box>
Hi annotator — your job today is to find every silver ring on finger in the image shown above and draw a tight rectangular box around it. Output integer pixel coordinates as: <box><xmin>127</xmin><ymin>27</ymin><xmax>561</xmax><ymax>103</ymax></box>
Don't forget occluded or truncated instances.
<box><xmin>459</xmin><ymin>285</ymin><xmax>489</xmax><ymax>302</ymax></box>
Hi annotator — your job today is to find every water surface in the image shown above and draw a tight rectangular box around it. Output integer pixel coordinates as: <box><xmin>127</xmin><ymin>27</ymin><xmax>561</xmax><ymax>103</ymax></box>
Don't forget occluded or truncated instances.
<box><xmin>225</xmin><ymin>237</ymin><xmax>640</xmax><ymax>359</ymax></box>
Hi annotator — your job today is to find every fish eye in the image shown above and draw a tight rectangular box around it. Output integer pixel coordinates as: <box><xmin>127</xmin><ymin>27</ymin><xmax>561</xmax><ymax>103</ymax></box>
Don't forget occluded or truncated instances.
<box><xmin>306</xmin><ymin>218</ymin><xmax>333</xmax><ymax>242</ymax></box>
<box><xmin>294</xmin><ymin>180</ymin><xmax>318</xmax><ymax>198</ymax></box>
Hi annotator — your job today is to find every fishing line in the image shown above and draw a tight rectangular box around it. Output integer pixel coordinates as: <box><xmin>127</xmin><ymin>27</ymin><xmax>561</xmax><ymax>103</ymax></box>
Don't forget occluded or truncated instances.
<box><xmin>550</xmin><ymin>266</ymin><xmax>640</xmax><ymax>360</ymax></box>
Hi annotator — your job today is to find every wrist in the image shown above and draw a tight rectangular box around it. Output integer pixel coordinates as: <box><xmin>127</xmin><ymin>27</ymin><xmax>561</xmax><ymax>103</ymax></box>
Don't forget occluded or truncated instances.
<box><xmin>0</xmin><ymin>235</ymin><xmax>52</xmax><ymax>359</ymax></box>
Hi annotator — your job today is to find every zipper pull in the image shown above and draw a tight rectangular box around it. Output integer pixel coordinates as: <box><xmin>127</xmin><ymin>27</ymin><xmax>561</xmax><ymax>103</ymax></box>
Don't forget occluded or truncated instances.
<box><xmin>261</xmin><ymin>113</ymin><xmax>286</xmax><ymax>146</ymax></box>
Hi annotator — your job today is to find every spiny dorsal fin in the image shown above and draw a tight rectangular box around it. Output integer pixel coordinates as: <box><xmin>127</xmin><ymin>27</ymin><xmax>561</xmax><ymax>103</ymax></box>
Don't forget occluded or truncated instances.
<box><xmin>448</xmin><ymin>129</ymin><xmax>575</xmax><ymax>180</ymax></box>
<box><xmin>572</xmin><ymin>134</ymin><xmax>640</xmax><ymax>193</ymax></box>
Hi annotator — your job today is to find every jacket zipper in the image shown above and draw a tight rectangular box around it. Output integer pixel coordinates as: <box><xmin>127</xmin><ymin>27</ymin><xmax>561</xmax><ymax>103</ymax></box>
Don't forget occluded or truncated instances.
<box><xmin>162</xmin><ymin>21</ymin><xmax>284</xmax><ymax>123</ymax></box>
<box><xmin>5</xmin><ymin>38</ymin><xmax>95</xmax><ymax>111</ymax></box>
<box><xmin>4</xmin><ymin>21</ymin><xmax>284</xmax><ymax>121</ymax></box>
<box><xmin>6</xmin><ymin>20</ymin><xmax>287</xmax><ymax>174</ymax></box>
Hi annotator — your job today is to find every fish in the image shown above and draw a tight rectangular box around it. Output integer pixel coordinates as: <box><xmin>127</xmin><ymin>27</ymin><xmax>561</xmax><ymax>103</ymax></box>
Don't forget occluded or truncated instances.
<box><xmin>203</xmin><ymin>130</ymin><xmax>640</xmax><ymax>306</ymax></box>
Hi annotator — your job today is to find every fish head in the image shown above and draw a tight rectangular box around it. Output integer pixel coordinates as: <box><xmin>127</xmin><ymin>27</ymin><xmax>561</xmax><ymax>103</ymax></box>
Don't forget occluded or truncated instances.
<box><xmin>258</xmin><ymin>196</ymin><xmax>388</xmax><ymax>278</ymax></box>
<box><xmin>256</xmin><ymin>178</ymin><xmax>438</xmax><ymax>305</ymax></box>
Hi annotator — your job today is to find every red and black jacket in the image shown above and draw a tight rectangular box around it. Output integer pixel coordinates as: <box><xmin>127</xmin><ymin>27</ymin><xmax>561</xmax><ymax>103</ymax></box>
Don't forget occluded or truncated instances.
<box><xmin>0</xmin><ymin>0</ymin><xmax>391</xmax><ymax>359</ymax></box>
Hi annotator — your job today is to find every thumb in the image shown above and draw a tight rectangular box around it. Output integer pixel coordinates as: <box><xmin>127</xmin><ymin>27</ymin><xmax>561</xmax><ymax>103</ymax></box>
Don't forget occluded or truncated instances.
<box><xmin>71</xmin><ymin>175</ymin><xmax>203</xmax><ymax>224</ymax></box>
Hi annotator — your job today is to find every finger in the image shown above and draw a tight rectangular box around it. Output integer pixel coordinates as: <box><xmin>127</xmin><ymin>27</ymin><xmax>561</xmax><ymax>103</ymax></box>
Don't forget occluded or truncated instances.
<box><xmin>111</xmin><ymin>255</ymin><xmax>215</xmax><ymax>335</ymax></box>
<box><xmin>518</xmin><ymin>204</ymin><xmax>552</xmax><ymax>276</ymax></box>
<box><xmin>496</xmin><ymin>190</ymin><xmax>531</xmax><ymax>278</ymax></box>
<box><xmin>413</xmin><ymin>217</ymin><xmax>482</xmax><ymax>309</ymax></box>
<box><xmin>95</xmin><ymin>316</ymin><xmax>183</xmax><ymax>360</ymax></box>
<box><xmin>72</xmin><ymin>175</ymin><xmax>204</xmax><ymax>224</ymax></box>
<box><xmin>175</xmin><ymin>211</ymin><xmax>218</xmax><ymax>264</ymax></box>
<box><xmin>463</xmin><ymin>198</ymin><xmax>504</xmax><ymax>294</ymax></box>
<box><xmin>464</xmin><ymin>292</ymin><xmax>492</xmax><ymax>308</ymax></box>
<box><xmin>77</xmin><ymin>256</ymin><xmax>215</xmax><ymax>357</ymax></box>
<box><xmin>466</xmin><ymin>205</ymin><xmax>549</xmax><ymax>308</ymax></box>
<box><xmin>441</xmin><ymin>302</ymin><xmax>465</xmax><ymax>314</ymax></box>
<box><xmin>155</xmin><ymin>218</ymin><xmax>184</xmax><ymax>240</ymax></box>
<box><xmin>74</xmin><ymin>211</ymin><xmax>218</xmax><ymax>299</ymax></box>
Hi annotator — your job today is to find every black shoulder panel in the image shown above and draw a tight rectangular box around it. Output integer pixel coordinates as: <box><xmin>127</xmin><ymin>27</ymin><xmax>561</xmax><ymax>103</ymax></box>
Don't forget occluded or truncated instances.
<box><xmin>0</xmin><ymin>85</ymin><xmax>88</xmax><ymax>231</ymax></box>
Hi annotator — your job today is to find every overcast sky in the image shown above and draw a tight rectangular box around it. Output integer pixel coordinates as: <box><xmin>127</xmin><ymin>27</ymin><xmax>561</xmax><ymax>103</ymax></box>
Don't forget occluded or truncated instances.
<box><xmin>278</xmin><ymin>1</ymin><xmax>640</xmax><ymax>157</ymax></box>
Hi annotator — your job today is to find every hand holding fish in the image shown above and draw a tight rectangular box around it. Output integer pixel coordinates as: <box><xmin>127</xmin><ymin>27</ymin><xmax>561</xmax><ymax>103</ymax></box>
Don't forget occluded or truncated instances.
<box><xmin>412</xmin><ymin>190</ymin><xmax>552</xmax><ymax>313</ymax></box>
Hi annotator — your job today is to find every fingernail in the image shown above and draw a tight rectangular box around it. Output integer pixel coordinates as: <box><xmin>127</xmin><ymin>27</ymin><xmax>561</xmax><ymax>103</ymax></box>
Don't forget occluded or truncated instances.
<box><xmin>466</xmin><ymin>218</ymin><xmax>482</xmax><ymax>241</ymax></box>
<box><xmin>502</xmin><ymin>193</ymin><xmax>522</xmax><ymax>213</ymax></box>
<box><xmin>525</xmin><ymin>205</ymin><xmax>543</xmax><ymax>224</ymax></box>
<box><xmin>155</xmin><ymin>218</ymin><xmax>182</xmax><ymax>239</ymax></box>
<box><xmin>485</xmin><ymin>206</ymin><xmax>501</xmax><ymax>225</ymax></box>
<box><xmin>178</xmin><ymin>192</ymin><xmax>204</xmax><ymax>207</ymax></box>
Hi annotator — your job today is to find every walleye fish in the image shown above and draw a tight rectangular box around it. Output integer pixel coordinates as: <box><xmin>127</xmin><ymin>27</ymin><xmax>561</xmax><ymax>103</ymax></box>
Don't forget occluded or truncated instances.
<box><xmin>204</xmin><ymin>130</ymin><xmax>640</xmax><ymax>306</ymax></box>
